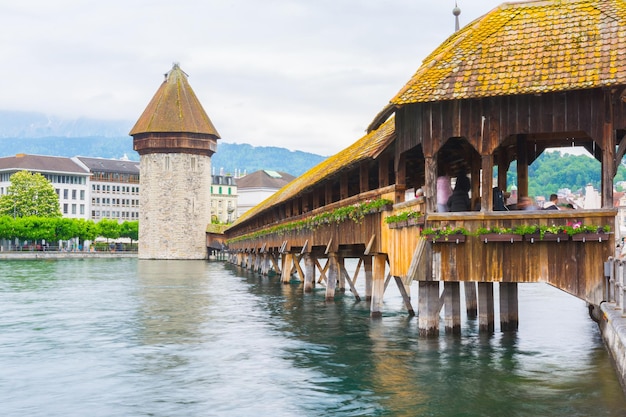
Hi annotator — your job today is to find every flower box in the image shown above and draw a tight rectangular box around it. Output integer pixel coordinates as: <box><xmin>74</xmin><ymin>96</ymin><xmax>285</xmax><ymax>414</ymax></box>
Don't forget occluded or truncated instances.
<box><xmin>429</xmin><ymin>235</ymin><xmax>466</xmax><ymax>244</ymax></box>
<box><xmin>525</xmin><ymin>233</ymin><xmax>567</xmax><ymax>243</ymax></box>
<box><xmin>480</xmin><ymin>233</ymin><xmax>523</xmax><ymax>243</ymax></box>
<box><xmin>407</xmin><ymin>216</ymin><xmax>425</xmax><ymax>226</ymax></box>
<box><xmin>571</xmin><ymin>232</ymin><xmax>611</xmax><ymax>242</ymax></box>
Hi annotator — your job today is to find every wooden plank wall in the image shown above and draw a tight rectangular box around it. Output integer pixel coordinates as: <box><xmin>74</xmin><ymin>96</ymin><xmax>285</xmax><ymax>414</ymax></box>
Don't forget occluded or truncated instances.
<box><xmin>396</xmin><ymin>89</ymin><xmax>614</xmax><ymax>158</ymax></box>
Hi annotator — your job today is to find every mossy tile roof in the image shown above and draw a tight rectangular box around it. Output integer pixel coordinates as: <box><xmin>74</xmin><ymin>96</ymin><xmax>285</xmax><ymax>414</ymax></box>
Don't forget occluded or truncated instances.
<box><xmin>130</xmin><ymin>64</ymin><xmax>220</xmax><ymax>138</ymax></box>
<box><xmin>392</xmin><ymin>0</ymin><xmax>626</xmax><ymax>105</ymax></box>
<box><xmin>230</xmin><ymin>117</ymin><xmax>396</xmax><ymax>226</ymax></box>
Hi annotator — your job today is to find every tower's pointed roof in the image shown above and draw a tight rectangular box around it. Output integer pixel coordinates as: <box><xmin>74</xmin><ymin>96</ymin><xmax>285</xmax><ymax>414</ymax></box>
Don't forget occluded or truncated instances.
<box><xmin>129</xmin><ymin>63</ymin><xmax>220</xmax><ymax>139</ymax></box>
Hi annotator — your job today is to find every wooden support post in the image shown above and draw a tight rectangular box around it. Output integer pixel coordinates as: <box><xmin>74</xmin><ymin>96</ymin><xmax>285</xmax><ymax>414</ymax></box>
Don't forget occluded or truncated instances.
<box><xmin>262</xmin><ymin>253</ymin><xmax>270</xmax><ymax>275</ymax></box>
<box><xmin>303</xmin><ymin>253</ymin><xmax>315</xmax><ymax>293</ymax></box>
<box><xmin>418</xmin><ymin>281</ymin><xmax>440</xmax><ymax>336</ymax></box>
<box><xmin>464</xmin><ymin>281</ymin><xmax>477</xmax><ymax>318</ymax></box>
<box><xmin>516</xmin><ymin>135</ymin><xmax>529</xmax><ymax>198</ymax></box>
<box><xmin>424</xmin><ymin>156</ymin><xmax>436</xmax><ymax>213</ymax></box>
<box><xmin>480</xmin><ymin>154</ymin><xmax>493</xmax><ymax>212</ymax></box>
<box><xmin>499</xmin><ymin>282</ymin><xmax>519</xmax><ymax>331</ymax></box>
<box><xmin>338</xmin><ymin>256</ymin><xmax>346</xmax><ymax>293</ymax></box>
<box><xmin>478</xmin><ymin>282</ymin><xmax>495</xmax><ymax>333</ymax></box>
<box><xmin>364</xmin><ymin>255</ymin><xmax>373</xmax><ymax>301</ymax></box>
<box><xmin>371</xmin><ymin>254</ymin><xmax>386</xmax><ymax>318</ymax></box>
<box><xmin>281</xmin><ymin>253</ymin><xmax>293</xmax><ymax>284</ymax></box>
<box><xmin>393</xmin><ymin>276</ymin><xmax>415</xmax><ymax>316</ymax></box>
<box><xmin>444</xmin><ymin>281</ymin><xmax>461</xmax><ymax>334</ymax></box>
<box><xmin>326</xmin><ymin>253</ymin><xmax>339</xmax><ymax>300</ymax></box>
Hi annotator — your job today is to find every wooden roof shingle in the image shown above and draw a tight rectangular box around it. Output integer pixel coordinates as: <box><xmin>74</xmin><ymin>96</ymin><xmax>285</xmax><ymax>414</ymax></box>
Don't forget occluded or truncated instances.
<box><xmin>392</xmin><ymin>0</ymin><xmax>626</xmax><ymax>105</ymax></box>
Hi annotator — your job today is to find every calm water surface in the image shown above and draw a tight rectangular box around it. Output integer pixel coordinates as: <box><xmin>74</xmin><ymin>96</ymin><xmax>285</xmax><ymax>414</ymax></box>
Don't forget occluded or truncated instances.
<box><xmin>1</xmin><ymin>258</ymin><xmax>625</xmax><ymax>417</ymax></box>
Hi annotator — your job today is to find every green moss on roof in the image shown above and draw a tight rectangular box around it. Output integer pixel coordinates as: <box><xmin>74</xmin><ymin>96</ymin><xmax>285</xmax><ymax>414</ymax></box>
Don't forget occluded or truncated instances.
<box><xmin>392</xmin><ymin>0</ymin><xmax>626</xmax><ymax>104</ymax></box>
<box><xmin>129</xmin><ymin>64</ymin><xmax>220</xmax><ymax>138</ymax></box>
<box><xmin>229</xmin><ymin>117</ymin><xmax>396</xmax><ymax>228</ymax></box>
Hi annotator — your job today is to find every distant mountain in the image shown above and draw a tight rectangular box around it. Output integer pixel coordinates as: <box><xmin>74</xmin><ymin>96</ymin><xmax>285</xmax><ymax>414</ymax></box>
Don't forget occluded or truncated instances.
<box><xmin>0</xmin><ymin>111</ymin><xmax>327</xmax><ymax>177</ymax></box>
<box><xmin>0</xmin><ymin>110</ymin><xmax>132</xmax><ymax>138</ymax></box>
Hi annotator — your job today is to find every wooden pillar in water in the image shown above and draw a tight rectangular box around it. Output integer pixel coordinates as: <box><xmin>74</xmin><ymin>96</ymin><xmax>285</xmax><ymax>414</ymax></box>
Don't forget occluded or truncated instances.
<box><xmin>418</xmin><ymin>281</ymin><xmax>440</xmax><ymax>336</ymax></box>
<box><xmin>303</xmin><ymin>253</ymin><xmax>315</xmax><ymax>293</ymax></box>
<box><xmin>464</xmin><ymin>281</ymin><xmax>478</xmax><ymax>318</ymax></box>
<box><xmin>338</xmin><ymin>256</ymin><xmax>346</xmax><ymax>293</ymax></box>
<box><xmin>364</xmin><ymin>255</ymin><xmax>373</xmax><ymax>301</ymax></box>
<box><xmin>499</xmin><ymin>282</ymin><xmax>519</xmax><ymax>331</ymax></box>
<box><xmin>262</xmin><ymin>253</ymin><xmax>270</xmax><ymax>275</ymax></box>
<box><xmin>444</xmin><ymin>281</ymin><xmax>461</xmax><ymax>334</ymax></box>
<box><xmin>326</xmin><ymin>253</ymin><xmax>339</xmax><ymax>300</ymax></box>
<box><xmin>370</xmin><ymin>254</ymin><xmax>386</xmax><ymax>318</ymax></box>
<box><xmin>281</xmin><ymin>253</ymin><xmax>293</xmax><ymax>284</ymax></box>
<box><xmin>478</xmin><ymin>282</ymin><xmax>495</xmax><ymax>332</ymax></box>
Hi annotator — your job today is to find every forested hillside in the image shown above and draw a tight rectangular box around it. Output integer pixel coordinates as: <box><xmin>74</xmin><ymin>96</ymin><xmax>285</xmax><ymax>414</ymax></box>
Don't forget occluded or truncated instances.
<box><xmin>0</xmin><ymin>137</ymin><xmax>327</xmax><ymax>177</ymax></box>
<box><xmin>506</xmin><ymin>151</ymin><xmax>626</xmax><ymax>196</ymax></box>
<box><xmin>1</xmin><ymin>134</ymin><xmax>626</xmax><ymax>197</ymax></box>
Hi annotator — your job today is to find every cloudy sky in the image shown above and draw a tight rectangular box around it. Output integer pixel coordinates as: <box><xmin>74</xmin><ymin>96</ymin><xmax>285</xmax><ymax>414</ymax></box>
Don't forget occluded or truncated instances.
<box><xmin>1</xmin><ymin>0</ymin><xmax>507</xmax><ymax>155</ymax></box>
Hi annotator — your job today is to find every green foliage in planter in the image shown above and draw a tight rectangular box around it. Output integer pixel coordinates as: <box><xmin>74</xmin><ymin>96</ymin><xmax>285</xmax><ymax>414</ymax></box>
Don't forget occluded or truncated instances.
<box><xmin>227</xmin><ymin>198</ymin><xmax>393</xmax><ymax>244</ymax></box>
<box><xmin>476</xmin><ymin>226</ymin><xmax>513</xmax><ymax>235</ymax></box>
<box><xmin>421</xmin><ymin>225</ymin><xmax>469</xmax><ymax>239</ymax></box>
<box><xmin>385</xmin><ymin>210</ymin><xmax>422</xmax><ymax>224</ymax></box>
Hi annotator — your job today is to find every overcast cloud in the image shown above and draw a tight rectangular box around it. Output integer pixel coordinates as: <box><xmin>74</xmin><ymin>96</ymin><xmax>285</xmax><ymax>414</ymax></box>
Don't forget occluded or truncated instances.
<box><xmin>0</xmin><ymin>0</ymin><xmax>505</xmax><ymax>155</ymax></box>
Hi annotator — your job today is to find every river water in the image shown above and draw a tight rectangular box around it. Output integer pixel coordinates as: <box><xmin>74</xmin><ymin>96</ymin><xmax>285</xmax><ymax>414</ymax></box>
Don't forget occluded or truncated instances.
<box><xmin>1</xmin><ymin>258</ymin><xmax>625</xmax><ymax>417</ymax></box>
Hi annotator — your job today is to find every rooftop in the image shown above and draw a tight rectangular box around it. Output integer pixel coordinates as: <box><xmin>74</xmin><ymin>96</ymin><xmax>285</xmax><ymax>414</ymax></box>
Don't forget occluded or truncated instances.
<box><xmin>392</xmin><ymin>0</ymin><xmax>626</xmax><ymax>105</ymax></box>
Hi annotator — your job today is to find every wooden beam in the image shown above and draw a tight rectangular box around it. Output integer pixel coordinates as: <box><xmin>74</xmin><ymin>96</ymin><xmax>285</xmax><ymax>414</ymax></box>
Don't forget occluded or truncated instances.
<box><xmin>364</xmin><ymin>234</ymin><xmax>376</xmax><ymax>255</ymax></box>
<box><xmin>393</xmin><ymin>276</ymin><xmax>415</xmax><ymax>316</ymax></box>
<box><xmin>340</xmin><ymin>264</ymin><xmax>361</xmax><ymax>301</ymax></box>
<box><xmin>315</xmin><ymin>258</ymin><xmax>329</xmax><ymax>284</ymax></box>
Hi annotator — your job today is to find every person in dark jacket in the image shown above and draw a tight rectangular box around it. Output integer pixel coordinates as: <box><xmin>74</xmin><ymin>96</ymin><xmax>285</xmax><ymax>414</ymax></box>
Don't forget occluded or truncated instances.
<box><xmin>543</xmin><ymin>193</ymin><xmax>559</xmax><ymax>210</ymax></box>
<box><xmin>447</xmin><ymin>174</ymin><xmax>471</xmax><ymax>212</ymax></box>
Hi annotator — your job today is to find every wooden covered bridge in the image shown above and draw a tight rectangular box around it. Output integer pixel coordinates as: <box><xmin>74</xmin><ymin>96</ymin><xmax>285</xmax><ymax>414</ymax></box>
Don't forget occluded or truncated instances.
<box><xmin>219</xmin><ymin>0</ymin><xmax>626</xmax><ymax>335</ymax></box>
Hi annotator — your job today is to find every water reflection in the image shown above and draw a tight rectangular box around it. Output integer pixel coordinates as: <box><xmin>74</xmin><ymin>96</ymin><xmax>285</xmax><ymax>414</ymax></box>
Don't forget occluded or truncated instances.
<box><xmin>0</xmin><ymin>259</ymin><xmax>625</xmax><ymax>417</ymax></box>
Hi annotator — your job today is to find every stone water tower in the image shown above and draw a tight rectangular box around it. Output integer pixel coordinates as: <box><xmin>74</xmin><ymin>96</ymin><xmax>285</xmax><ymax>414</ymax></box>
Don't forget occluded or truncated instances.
<box><xmin>130</xmin><ymin>63</ymin><xmax>220</xmax><ymax>259</ymax></box>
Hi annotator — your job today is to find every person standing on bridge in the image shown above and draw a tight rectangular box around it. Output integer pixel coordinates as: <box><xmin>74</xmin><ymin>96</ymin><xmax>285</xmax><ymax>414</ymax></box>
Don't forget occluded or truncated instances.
<box><xmin>543</xmin><ymin>194</ymin><xmax>560</xmax><ymax>210</ymax></box>
<box><xmin>447</xmin><ymin>172</ymin><xmax>471</xmax><ymax>212</ymax></box>
<box><xmin>436</xmin><ymin>171</ymin><xmax>453</xmax><ymax>212</ymax></box>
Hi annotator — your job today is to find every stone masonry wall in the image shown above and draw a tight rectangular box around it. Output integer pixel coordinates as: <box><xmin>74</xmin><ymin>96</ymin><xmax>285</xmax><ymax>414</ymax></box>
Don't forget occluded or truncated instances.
<box><xmin>139</xmin><ymin>153</ymin><xmax>211</xmax><ymax>259</ymax></box>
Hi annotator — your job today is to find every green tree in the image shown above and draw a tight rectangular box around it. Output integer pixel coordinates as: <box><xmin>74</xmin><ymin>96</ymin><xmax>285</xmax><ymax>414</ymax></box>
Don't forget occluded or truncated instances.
<box><xmin>0</xmin><ymin>171</ymin><xmax>61</xmax><ymax>218</ymax></box>
<box><xmin>97</xmin><ymin>218</ymin><xmax>121</xmax><ymax>241</ymax></box>
<box><xmin>120</xmin><ymin>221</ymin><xmax>138</xmax><ymax>243</ymax></box>
<box><xmin>0</xmin><ymin>216</ymin><xmax>14</xmax><ymax>240</ymax></box>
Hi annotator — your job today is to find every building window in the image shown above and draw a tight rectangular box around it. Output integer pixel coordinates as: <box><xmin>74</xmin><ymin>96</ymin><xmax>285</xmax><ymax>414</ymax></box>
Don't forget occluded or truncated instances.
<box><xmin>63</xmin><ymin>189</ymin><xmax>68</xmax><ymax>199</ymax></box>
<box><xmin>80</xmin><ymin>204</ymin><xmax>85</xmax><ymax>215</ymax></box>
<box><xmin>80</xmin><ymin>190</ymin><xmax>85</xmax><ymax>200</ymax></box>
<box><xmin>63</xmin><ymin>204</ymin><xmax>68</xmax><ymax>214</ymax></box>
<box><xmin>71</xmin><ymin>204</ymin><xmax>76</xmax><ymax>214</ymax></box>
<box><xmin>72</xmin><ymin>190</ymin><xmax>77</xmax><ymax>200</ymax></box>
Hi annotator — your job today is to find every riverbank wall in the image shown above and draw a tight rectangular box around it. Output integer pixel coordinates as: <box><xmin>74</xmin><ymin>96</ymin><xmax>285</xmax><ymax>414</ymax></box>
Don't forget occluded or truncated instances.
<box><xmin>600</xmin><ymin>302</ymin><xmax>626</xmax><ymax>393</ymax></box>
<box><xmin>0</xmin><ymin>251</ymin><xmax>137</xmax><ymax>260</ymax></box>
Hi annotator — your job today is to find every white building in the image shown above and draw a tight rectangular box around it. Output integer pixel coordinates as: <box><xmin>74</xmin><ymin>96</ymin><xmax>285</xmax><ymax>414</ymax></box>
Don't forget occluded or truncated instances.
<box><xmin>211</xmin><ymin>173</ymin><xmax>237</xmax><ymax>223</ymax></box>
<box><xmin>236</xmin><ymin>170</ymin><xmax>295</xmax><ymax>218</ymax></box>
<box><xmin>0</xmin><ymin>153</ymin><xmax>91</xmax><ymax>219</ymax></box>
<box><xmin>75</xmin><ymin>156</ymin><xmax>140</xmax><ymax>222</ymax></box>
